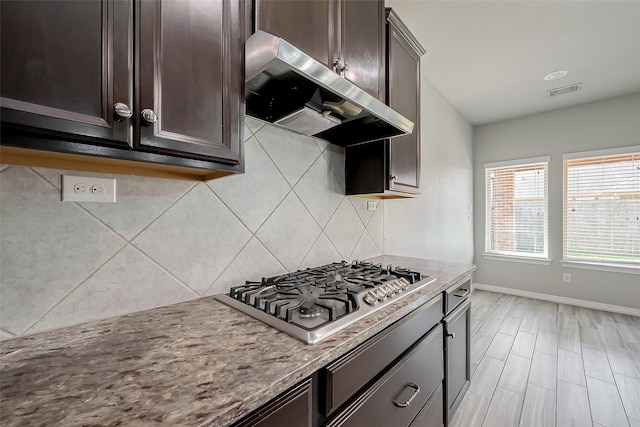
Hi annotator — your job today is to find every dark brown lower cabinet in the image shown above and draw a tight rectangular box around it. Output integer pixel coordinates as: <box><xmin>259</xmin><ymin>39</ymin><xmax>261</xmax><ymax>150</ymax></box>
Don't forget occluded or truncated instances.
<box><xmin>444</xmin><ymin>299</ymin><xmax>471</xmax><ymax>424</ymax></box>
<box><xmin>232</xmin><ymin>295</ymin><xmax>446</xmax><ymax>427</ymax></box>
<box><xmin>411</xmin><ymin>384</ymin><xmax>444</xmax><ymax>427</ymax></box>
<box><xmin>326</xmin><ymin>326</ymin><xmax>443</xmax><ymax>427</ymax></box>
<box><xmin>324</xmin><ymin>295</ymin><xmax>443</xmax><ymax>417</ymax></box>
<box><xmin>231</xmin><ymin>378</ymin><xmax>313</xmax><ymax>427</ymax></box>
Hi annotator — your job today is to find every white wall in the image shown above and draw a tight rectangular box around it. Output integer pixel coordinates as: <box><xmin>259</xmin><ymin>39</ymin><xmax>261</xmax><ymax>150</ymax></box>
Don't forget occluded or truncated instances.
<box><xmin>385</xmin><ymin>64</ymin><xmax>475</xmax><ymax>264</ymax></box>
<box><xmin>473</xmin><ymin>93</ymin><xmax>640</xmax><ymax>309</ymax></box>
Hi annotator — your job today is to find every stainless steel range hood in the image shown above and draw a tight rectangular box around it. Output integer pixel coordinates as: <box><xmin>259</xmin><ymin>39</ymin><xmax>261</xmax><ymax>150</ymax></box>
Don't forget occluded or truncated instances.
<box><xmin>245</xmin><ymin>31</ymin><xmax>414</xmax><ymax>147</ymax></box>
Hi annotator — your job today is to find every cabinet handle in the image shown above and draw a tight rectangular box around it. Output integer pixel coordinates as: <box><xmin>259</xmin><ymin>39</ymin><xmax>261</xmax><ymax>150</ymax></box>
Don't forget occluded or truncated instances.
<box><xmin>141</xmin><ymin>109</ymin><xmax>158</xmax><ymax>125</ymax></box>
<box><xmin>453</xmin><ymin>289</ymin><xmax>470</xmax><ymax>299</ymax></box>
<box><xmin>446</xmin><ymin>331</ymin><xmax>456</xmax><ymax>339</ymax></box>
<box><xmin>114</xmin><ymin>102</ymin><xmax>132</xmax><ymax>120</ymax></box>
<box><xmin>332</xmin><ymin>59</ymin><xmax>341</xmax><ymax>74</ymax></box>
<box><xmin>392</xmin><ymin>383</ymin><xmax>420</xmax><ymax>408</ymax></box>
<box><xmin>340</xmin><ymin>63</ymin><xmax>349</xmax><ymax>73</ymax></box>
<box><xmin>390</xmin><ymin>175</ymin><xmax>397</xmax><ymax>181</ymax></box>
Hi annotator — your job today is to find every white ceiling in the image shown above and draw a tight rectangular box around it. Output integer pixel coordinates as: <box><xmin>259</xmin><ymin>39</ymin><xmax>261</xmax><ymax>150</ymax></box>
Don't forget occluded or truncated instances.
<box><xmin>385</xmin><ymin>0</ymin><xmax>640</xmax><ymax>125</ymax></box>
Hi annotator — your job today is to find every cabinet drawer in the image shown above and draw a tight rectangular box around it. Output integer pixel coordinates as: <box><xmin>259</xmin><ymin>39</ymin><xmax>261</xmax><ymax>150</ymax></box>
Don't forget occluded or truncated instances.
<box><xmin>411</xmin><ymin>383</ymin><xmax>443</xmax><ymax>427</ymax></box>
<box><xmin>445</xmin><ymin>277</ymin><xmax>471</xmax><ymax>314</ymax></box>
<box><xmin>324</xmin><ymin>294</ymin><xmax>442</xmax><ymax>416</ymax></box>
<box><xmin>327</xmin><ymin>325</ymin><xmax>443</xmax><ymax>427</ymax></box>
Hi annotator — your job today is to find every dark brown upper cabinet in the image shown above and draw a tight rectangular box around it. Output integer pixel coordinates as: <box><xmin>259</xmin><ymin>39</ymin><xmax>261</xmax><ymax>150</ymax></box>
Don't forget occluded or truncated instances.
<box><xmin>254</xmin><ymin>0</ymin><xmax>385</xmax><ymax>101</ymax></box>
<box><xmin>136</xmin><ymin>0</ymin><xmax>243</xmax><ymax>162</ymax></box>
<box><xmin>0</xmin><ymin>0</ymin><xmax>247</xmax><ymax>180</ymax></box>
<box><xmin>0</xmin><ymin>0</ymin><xmax>132</xmax><ymax>148</ymax></box>
<box><xmin>345</xmin><ymin>8</ymin><xmax>425</xmax><ymax>198</ymax></box>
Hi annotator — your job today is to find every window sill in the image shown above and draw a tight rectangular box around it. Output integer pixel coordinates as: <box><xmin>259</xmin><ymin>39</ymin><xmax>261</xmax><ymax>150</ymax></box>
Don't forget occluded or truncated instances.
<box><xmin>483</xmin><ymin>254</ymin><xmax>551</xmax><ymax>265</ymax></box>
<box><xmin>560</xmin><ymin>260</ymin><xmax>640</xmax><ymax>275</ymax></box>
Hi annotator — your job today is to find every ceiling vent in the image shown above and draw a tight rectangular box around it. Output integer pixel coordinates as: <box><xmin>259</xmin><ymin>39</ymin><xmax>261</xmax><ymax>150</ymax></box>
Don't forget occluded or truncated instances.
<box><xmin>547</xmin><ymin>83</ymin><xmax>582</xmax><ymax>98</ymax></box>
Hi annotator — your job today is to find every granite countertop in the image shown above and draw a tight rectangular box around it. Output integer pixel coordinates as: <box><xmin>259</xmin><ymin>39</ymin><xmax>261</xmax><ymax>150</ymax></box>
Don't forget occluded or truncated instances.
<box><xmin>0</xmin><ymin>256</ymin><xmax>475</xmax><ymax>427</ymax></box>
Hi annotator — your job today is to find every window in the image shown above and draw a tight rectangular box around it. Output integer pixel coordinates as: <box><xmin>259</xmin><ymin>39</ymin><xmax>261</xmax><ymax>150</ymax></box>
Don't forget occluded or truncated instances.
<box><xmin>485</xmin><ymin>156</ymin><xmax>549</xmax><ymax>258</ymax></box>
<box><xmin>564</xmin><ymin>147</ymin><xmax>640</xmax><ymax>264</ymax></box>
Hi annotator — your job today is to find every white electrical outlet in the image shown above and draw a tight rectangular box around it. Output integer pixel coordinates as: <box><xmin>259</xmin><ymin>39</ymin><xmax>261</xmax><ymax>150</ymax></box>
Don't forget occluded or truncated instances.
<box><xmin>367</xmin><ymin>201</ymin><xmax>377</xmax><ymax>211</ymax></box>
<box><xmin>62</xmin><ymin>175</ymin><xmax>116</xmax><ymax>203</ymax></box>
<box><xmin>562</xmin><ymin>272</ymin><xmax>572</xmax><ymax>283</ymax></box>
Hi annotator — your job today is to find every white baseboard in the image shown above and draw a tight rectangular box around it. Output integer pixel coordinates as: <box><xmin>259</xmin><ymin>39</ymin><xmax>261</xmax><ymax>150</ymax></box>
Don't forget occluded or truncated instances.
<box><xmin>472</xmin><ymin>283</ymin><xmax>640</xmax><ymax>317</ymax></box>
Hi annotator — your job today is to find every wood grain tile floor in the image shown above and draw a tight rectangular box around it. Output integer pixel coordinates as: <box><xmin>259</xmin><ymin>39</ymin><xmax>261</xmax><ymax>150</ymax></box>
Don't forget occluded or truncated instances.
<box><xmin>451</xmin><ymin>290</ymin><xmax>640</xmax><ymax>427</ymax></box>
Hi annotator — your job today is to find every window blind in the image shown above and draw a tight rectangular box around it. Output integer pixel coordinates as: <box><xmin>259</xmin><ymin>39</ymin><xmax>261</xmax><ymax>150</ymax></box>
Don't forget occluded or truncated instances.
<box><xmin>485</xmin><ymin>159</ymin><xmax>548</xmax><ymax>258</ymax></box>
<box><xmin>564</xmin><ymin>151</ymin><xmax>640</xmax><ymax>264</ymax></box>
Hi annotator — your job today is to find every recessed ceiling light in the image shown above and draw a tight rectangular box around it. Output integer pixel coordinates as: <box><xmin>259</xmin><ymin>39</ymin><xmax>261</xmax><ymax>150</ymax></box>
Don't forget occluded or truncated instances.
<box><xmin>544</xmin><ymin>70</ymin><xmax>568</xmax><ymax>81</ymax></box>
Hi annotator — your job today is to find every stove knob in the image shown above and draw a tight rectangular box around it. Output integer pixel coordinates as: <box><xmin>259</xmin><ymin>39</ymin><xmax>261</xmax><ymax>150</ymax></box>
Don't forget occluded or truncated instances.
<box><xmin>386</xmin><ymin>283</ymin><xmax>398</xmax><ymax>295</ymax></box>
<box><xmin>364</xmin><ymin>292</ymin><xmax>377</xmax><ymax>306</ymax></box>
<box><xmin>375</xmin><ymin>288</ymin><xmax>387</xmax><ymax>300</ymax></box>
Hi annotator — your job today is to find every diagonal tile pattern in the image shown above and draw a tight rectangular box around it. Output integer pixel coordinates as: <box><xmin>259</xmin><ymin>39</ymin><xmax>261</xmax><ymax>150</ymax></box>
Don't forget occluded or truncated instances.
<box><xmin>256</xmin><ymin>191</ymin><xmax>322</xmax><ymax>271</ymax></box>
<box><xmin>323</xmin><ymin>144</ymin><xmax>346</xmax><ymax>188</ymax></box>
<box><xmin>206</xmin><ymin>237</ymin><xmax>287</xmax><ymax>296</ymax></box>
<box><xmin>34</xmin><ymin>167</ymin><xmax>195</xmax><ymax>240</ymax></box>
<box><xmin>132</xmin><ymin>184</ymin><xmax>252</xmax><ymax>295</ymax></box>
<box><xmin>294</xmin><ymin>154</ymin><xmax>344</xmax><ymax>228</ymax></box>
<box><xmin>0</xmin><ymin>167</ymin><xmax>126</xmax><ymax>335</ymax></box>
<box><xmin>350</xmin><ymin>231</ymin><xmax>381</xmax><ymax>262</ymax></box>
<box><xmin>349</xmin><ymin>198</ymin><xmax>376</xmax><ymax>226</ymax></box>
<box><xmin>29</xmin><ymin>245</ymin><xmax>197</xmax><ymax>333</ymax></box>
<box><xmin>0</xmin><ymin>121</ymin><xmax>384</xmax><ymax>338</ymax></box>
<box><xmin>255</xmin><ymin>123</ymin><xmax>322</xmax><ymax>186</ymax></box>
<box><xmin>245</xmin><ymin>116</ymin><xmax>265</xmax><ymax>135</ymax></box>
<box><xmin>0</xmin><ymin>330</ymin><xmax>14</xmax><ymax>340</ymax></box>
<box><xmin>207</xmin><ymin>135</ymin><xmax>290</xmax><ymax>232</ymax></box>
<box><xmin>299</xmin><ymin>233</ymin><xmax>343</xmax><ymax>269</ymax></box>
<box><xmin>324</xmin><ymin>198</ymin><xmax>366</xmax><ymax>260</ymax></box>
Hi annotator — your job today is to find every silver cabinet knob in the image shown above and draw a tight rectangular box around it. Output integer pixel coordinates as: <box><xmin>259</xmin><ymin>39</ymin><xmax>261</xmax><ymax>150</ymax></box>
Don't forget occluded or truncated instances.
<box><xmin>114</xmin><ymin>102</ymin><xmax>132</xmax><ymax>120</ymax></box>
<box><xmin>141</xmin><ymin>109</ymin><xmax>158</xmax><ymax>125</ymax></box>
<box><xmin>340</xmin><ymin>63</ymin><xmax>349</xmax><ymax>73</ymax></box>
<box><xmin>390</xmin><ymin>175</ymin><xmax>398</xmax><ymax>181</ymax></box>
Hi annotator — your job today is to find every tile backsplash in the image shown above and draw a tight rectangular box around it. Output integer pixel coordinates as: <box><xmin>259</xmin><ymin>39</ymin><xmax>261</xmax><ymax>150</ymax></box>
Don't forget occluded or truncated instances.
<box><xmin>0</xmin><ymin>119</ymin><xmax>383</xmax><ymax>339</ymax></box>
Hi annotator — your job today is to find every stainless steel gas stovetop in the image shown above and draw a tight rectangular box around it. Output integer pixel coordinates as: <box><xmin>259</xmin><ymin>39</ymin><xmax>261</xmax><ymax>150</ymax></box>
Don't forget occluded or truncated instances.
<box><xmin>215</xmin><ymin>260</ymin><xmax>436</xmax><ymax>344</ymax></box>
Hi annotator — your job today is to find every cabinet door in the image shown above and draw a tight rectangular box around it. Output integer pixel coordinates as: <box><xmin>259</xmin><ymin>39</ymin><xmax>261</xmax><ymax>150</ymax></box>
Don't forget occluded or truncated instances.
<box><xmin>136</xmin><ymin>0</ymin><xmax>243</xmax><ymax>162</ymax></box>
<box><xmin>444</xmin><ymin>299</ymin><xmax>471</xmax><ymax>423</ymax></box>
<box><xmin>232</xmin><ymin>379</ymin><xmax>313</xmax><ymax>427</ymax></box>
<box><xmin>255</xmin><ymin>0</ymin><xmax>336</xmax><ymax>69</ymax></box>
<box><xmin>387</xmin><ymin>21</ymin><xmax>421</xmax><ymax>194</ymax></box>
<box><xmin>340</xmin><ymin>0</ymin><xmax>385</xmax><ymax>100</ymax></box>
<box><xmin>0</xmin><ymin>0</ymin><xmax>132</xmax><ymax>147</ymax></box>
